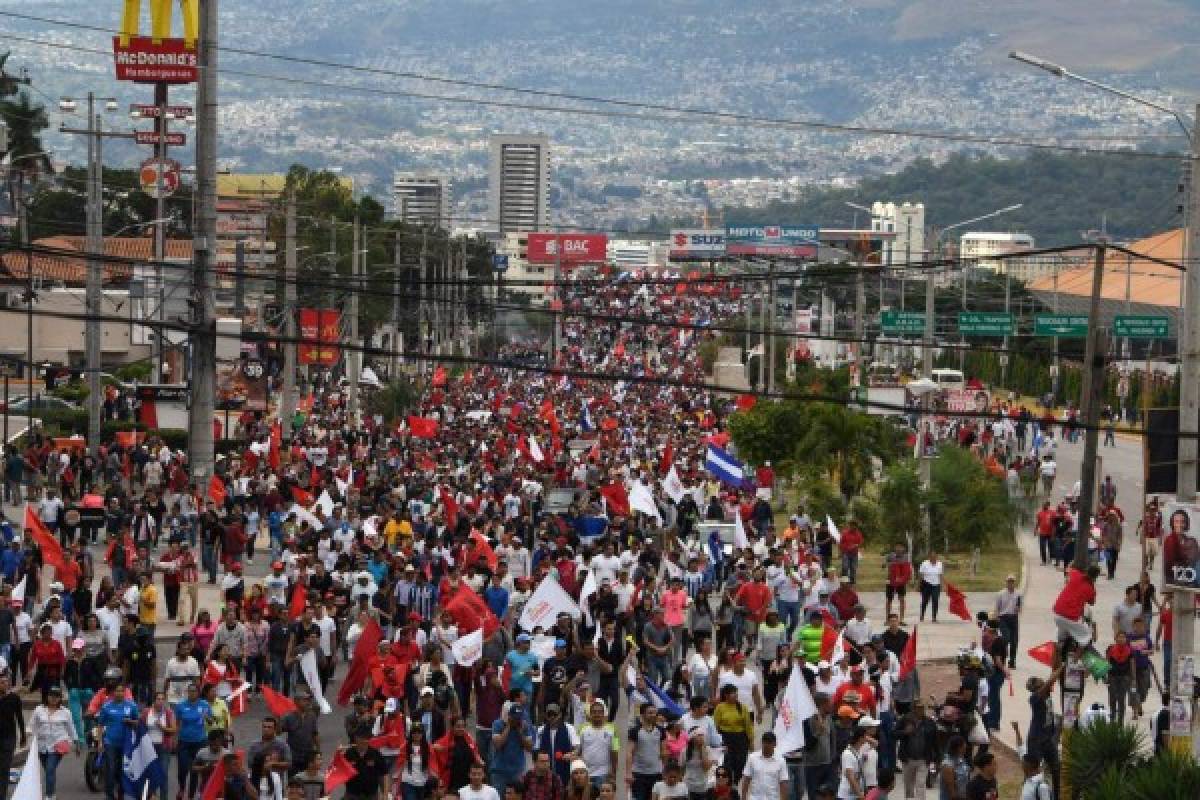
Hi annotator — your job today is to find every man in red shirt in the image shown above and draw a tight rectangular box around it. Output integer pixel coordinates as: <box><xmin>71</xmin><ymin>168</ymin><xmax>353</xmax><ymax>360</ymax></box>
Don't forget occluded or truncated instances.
<box><xmin>831</xmin><ymin>665</ymin><xmax>877</xmax><ymax>715</ymax></box>
<box><xmin>1052</xmin><ymin>565</ymin><xmax>1100</xmax><ymax>648</ymax></box>
<box><xmin>830</xmin><ymin>577</ymin><xmax>860</xmax><ymax>623</ymax></box>
<box><xmin>1035</xmin><ymin>501</ymin><xmax>1056</xmax><ymax>566</ymax></box>
<box><xmin>733</xmin><ymin>568</ymin><xmax>771</xmax><ymax>653</ymax></box>
<box><xmin>839</xmin><ymin>521</ymin><xmax>864</xmax><ymax>584</ymax></box>
<box><xmin>884</xmin><ymin>543</ymin><xmax>913</xmax><ymax>621</ymax></box>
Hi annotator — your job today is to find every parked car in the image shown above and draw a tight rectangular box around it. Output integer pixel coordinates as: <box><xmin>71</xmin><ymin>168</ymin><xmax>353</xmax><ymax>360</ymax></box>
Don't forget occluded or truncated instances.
<box><xmin>0</xmin><ymin>395</ymin><xmax>80</xmax><ymax>414</ymax></box>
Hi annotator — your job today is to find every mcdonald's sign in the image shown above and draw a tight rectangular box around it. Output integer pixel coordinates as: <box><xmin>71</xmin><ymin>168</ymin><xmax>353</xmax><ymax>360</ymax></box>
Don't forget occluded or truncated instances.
<box><xmin>113</xmin><ymin>0</ymin><xmax>199</xmax><ymax>84</ymax></box>
<box><xmin>298</xmin><ymin>309</ymin><xmax>342</xmax><ymax>366</ymax></box>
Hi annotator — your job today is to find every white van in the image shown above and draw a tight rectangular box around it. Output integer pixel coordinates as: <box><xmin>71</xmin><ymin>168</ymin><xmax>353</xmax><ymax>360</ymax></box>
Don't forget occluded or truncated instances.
<box><xmin>930</xmin><ymin>368</ymin><xmax>965</xmax><ymax>391</ymax></box>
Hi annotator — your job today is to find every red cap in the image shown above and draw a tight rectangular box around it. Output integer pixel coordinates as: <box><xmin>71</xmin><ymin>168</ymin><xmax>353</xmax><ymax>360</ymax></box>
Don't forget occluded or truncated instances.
<box><xmin>231</xmin><ymin>563</ymin><xmax>243</xmax><ymax>573</ymax></box>
<box><xmin>732</xmin><ymin>653</ymin><xmax>746</xmax><ymax>663</ymax></box>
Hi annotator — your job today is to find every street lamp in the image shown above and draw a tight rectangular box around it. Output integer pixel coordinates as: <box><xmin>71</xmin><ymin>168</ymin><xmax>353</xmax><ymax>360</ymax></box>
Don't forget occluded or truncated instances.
<box><xmin>907</xmin><ymin>377</ymin><xmax>939</xmax><ymax>551</ymax></box>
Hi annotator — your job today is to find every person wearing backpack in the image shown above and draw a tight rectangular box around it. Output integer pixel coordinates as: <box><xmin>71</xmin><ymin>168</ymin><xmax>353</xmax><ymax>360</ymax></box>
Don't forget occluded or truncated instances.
<box><xmin>1020</xmin><ymin>753</ymin><xmax>1052</xmax><ymax>800</ymax></box>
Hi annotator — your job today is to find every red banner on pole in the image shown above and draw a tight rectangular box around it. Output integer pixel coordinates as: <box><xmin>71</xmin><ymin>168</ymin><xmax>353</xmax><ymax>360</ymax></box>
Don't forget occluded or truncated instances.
<box><xmin>298</xmin><ymin>308</ymin><xmax>341</xmax><ymax>366</ymax></box>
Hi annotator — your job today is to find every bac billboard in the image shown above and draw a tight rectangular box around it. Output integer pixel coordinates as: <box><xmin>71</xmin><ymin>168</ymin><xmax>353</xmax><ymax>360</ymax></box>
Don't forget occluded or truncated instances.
<box><xmin>526</xmin><ymin>233</ymin><xmax>608</xmax><ymax>264</ymax></box>
<box><xmin>669</xmin><ymin>229</ymin><xmax>726</xmax><ymax>260</ymax></box>
<box><xmin>726</xmin><ymin>225</ymin><xmax>820</xmax><ymax>258</ymax></box>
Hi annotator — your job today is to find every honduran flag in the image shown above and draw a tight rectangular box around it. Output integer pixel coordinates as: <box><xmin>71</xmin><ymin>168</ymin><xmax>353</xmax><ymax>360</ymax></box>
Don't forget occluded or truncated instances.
<box><xmin>644</xmin><ymin>674</ymin><xmax>686</xmax><ymax>718</ymax></box>
<box><xmin>704</xmin><ymin>444</ymin><xmax>746</xmax><ymax>487</ymax></box>
<box><xmin>580</xmin><ymin>403</ymin><xmax>596</xmax><ymax>433</ymax></box>
<box><xmin>122</xmin><ymin>725</ymin><xmax>167</xmax><ymax>798</ymax></box>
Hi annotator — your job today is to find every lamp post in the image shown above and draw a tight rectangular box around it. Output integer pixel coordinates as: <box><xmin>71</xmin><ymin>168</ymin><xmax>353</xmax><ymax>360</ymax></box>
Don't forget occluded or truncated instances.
<box><xmin>6</xmin><ymin>151</ymin><xmax>52</xmax><ymax>387</ymax></box>
<box><xmin>1011</xmin><ymin>49</ymin><xmax>1197</xmax><ymax>754</ymax></box>
<box><xmin>908</xmin><ymin>377</ymin><xmax>939</xmax><ymax>552</ymax></box>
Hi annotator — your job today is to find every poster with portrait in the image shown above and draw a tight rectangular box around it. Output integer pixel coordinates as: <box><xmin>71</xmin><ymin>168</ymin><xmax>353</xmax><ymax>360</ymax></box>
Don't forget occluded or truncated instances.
<box><xmin>1162</xmin><ymin>502</ymin><xmax>1200</xmax><ymax>590</ymax></box>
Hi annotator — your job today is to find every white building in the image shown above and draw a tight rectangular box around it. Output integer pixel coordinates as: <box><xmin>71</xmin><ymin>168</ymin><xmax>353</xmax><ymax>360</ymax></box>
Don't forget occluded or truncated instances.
<box><xmin>959</xmin><ymin>232</ymin><xmax>1041</xmax><ymax>280</ymax></box>
<box><xmin>488</xmin><ymin>134</ymin><xmax>550</xmax><ymax>233</ymax></box>
<box><xmin>495</xmin><ymin>231</ymin><xmax>550</xmax><ymax>304</ymax></box>
<box><xmin>393</xmin><ymin>173</ymin><xmax>451</xmax><ymax>229</ymax></box>
<box><xmin>870</xmin><ymin>201</ymin><xmax>926</xmax><ymax>270</ymax></box>
<box><xmin>607</xmin><ymin>239</ymin><xmax>669</xmax><ymax>269</ymax></box>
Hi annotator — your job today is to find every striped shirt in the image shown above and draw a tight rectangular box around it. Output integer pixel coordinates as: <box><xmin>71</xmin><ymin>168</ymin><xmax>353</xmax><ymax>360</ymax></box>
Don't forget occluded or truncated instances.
<box><xmin>682</xmin><ymin>570</ymin><xmax>706</xmax><ymax>599</ymax></box>
<box><xmin>408</xmin><ymin>583</ymin><xmax>437</xmax><ymax>621</ymax></box>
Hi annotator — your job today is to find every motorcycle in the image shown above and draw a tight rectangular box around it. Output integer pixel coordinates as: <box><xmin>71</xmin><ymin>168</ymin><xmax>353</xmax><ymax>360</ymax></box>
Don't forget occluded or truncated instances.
<box><xmin>84</xmin><ymin>724</ymin><xmax>105</xmax><ymax>792</ymax></box>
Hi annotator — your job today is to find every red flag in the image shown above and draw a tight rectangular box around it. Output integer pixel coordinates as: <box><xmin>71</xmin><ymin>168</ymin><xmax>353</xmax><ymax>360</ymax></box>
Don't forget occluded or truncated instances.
<box><xmin>443</xmin><ymin>584</ymin><xmax>500</xmax><ymax>639</ymax></box>
<box><xmin>289</xmin><ymin>580</ymin><xmax>307</xmax><ymax>620</ymax></box>
<box><xmin>325</xmin><ymin>749</ymin><xmax>359</xmax><ymax>794</ymax></box>
<box><xmin>431</xmin><ymin>366</ymin><xmax>448</xmax><ymax>388</ymax></box>
<box><xmin>899</xmin><ymin>625</ymin><xmax>918</xmax><ymax>680</ymax></box>
<box><xmin>588</xmin><ymin>439</ymin><xmax>601</xmax><ymax>462</ymax></box>
<box><xmin>407</xmin><ymin>415</ymin><xmax>440</xmax><ymax>439</ymax></box>
<box><xmin>201</xmin><ymin>661</ymin><xmax>226</xmax><ymax>687</ymax></box>
<box><xmin>945</xmin><ymin>582</ymin><xmax>972</xmax><ymax>621</ymax></box>
<box><xmin>207</xmin><ymin>475</ymin><xmax>226</xmax><ymax>506</ymax></box>
<box><xmin>228</xmin><ymin>682</ymin><xmax>249</xmax><ymax>716</ymax></box>
<box><xmin>262</xmin><ymin>685</ymin><xmax>298</xmax><ymax>717</ymax></box>
<box><xmin>469</xmin><ymin>530</ymin><xmax>498</xmax><ymax>572</ymax></box>
<box><xmin>658</xmin><ymin>439</ymin><xmax>674</xmax><ymax>476</ymax></box>
<box><xmin>24</xmin><ymin>507</ymin><xmax>79</xmax><ymax>589</ymax></box>
<box><xmin>819</xmin><ymin>624</ymin><xmax>841</xmax><ymax>662</ymax></box>
<box><xmin>1028</xmin><ymin>641</ymin><xmax>1057</xmax><ymax>668</ymax></box>
<box><xmin>337</xmin><ymin>617</ymin><xmax>384</xmax><ymax>706</ymax></box>
<box><xmin>598</xmin><ymin>482</ymin><xmax>630</xmax><ymax>516</ymax></box>
<box><xmin>736</xmin><ymin>394</ymin><xmax>757</xmax><ymax>411</ymax></box>
<box><xmin>200</xmin><ymin>755</ymin><xmax>227</xmax><ymax>800</ymax></box>
<box><xmin>290</xmin><ymin>486</ymin><xmax>314</xmax><ymax>507</ymax></box>
<box><xmin>439</xmin><ymin>486</ymin><xmax>458</xmax><ymax>528</ymax></box>
<box><xmin>268</xmin><ymin>427</ymin><xmax>281</xmax><ymax>471</ymax></box>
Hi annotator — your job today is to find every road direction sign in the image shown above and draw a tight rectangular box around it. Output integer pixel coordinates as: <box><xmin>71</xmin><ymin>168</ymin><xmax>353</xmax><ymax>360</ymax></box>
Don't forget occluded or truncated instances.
<box><xmin>880</xmin><ymin>310</ymin><xmax>925</xmax><ymax>335</ymax></box>
<box><xmin>958</xmin><ymin>312</ymin><xmax>1014</xmax><ymax>336</ymax></box>
<box><xmin>1034</xmin><ymin>314</ymin><xmax>1088</xmax><ymax>337</ymax></box>
<box><xmin>135</xmin><ymin>130</ymin><xmax>186</xmax><ymax>146</ymax></box>
<box><xmin>130</xmin><ymin>104</ymin><xmax>193</xmax><ymax>118</ymax></box>
<box><xmin>1114</xmin><ymin>314</ymin><xmax>1170</xmax><ymax>339</ymax></box>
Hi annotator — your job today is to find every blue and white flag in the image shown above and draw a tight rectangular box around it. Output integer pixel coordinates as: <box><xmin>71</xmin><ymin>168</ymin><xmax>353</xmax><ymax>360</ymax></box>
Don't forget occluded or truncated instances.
<box><xmin>707</xmin><ymin>530</ymin><xmax>725</xmax><ymax>565</ymax></box>
<box><xmin>704</xmin><ymin>444</ymin><xmax>745</xmax><ymax>487</ymax></box>
<box><xmin>644</xmin><ymin>674</ymin><xmax>686</xmax><ymax>718</ymax></box>
<box><xmin>580</xmin><ymin>403</ymin><xmax>595</xmax><ymax>433</ymax></box>
<box><xmin>123</xmin><ymin>725</ymin><xmax>167</xmax><ymax>798</ymax></box>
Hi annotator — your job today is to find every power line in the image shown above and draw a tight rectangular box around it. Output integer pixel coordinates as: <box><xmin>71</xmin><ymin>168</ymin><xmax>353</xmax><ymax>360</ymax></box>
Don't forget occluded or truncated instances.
<box><xmin>0</xmin><ymin>29</ymin><xmax>1185</xmax><ymax>159</ymax></box>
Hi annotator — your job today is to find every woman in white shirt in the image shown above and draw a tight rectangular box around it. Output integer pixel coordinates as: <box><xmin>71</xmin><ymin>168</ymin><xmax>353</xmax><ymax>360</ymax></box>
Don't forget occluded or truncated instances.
<box><xmin>144</xmin><ymin>690</ymin><xmax>177</xmax><ymax>796</ymax></box>
<box><xmin>30</xmin><ymin>686</ymin><xmax>78</xmax><ymax>800</ymax></box>
<box><xmin>688</xmin><ymin>637</ymin><xmax>718</xmax><ymax>698</ymax></box>
<box><xmin>917</xmin><ymin>553</ymin><xmax>944</xmax><ymax>624</ymax></box>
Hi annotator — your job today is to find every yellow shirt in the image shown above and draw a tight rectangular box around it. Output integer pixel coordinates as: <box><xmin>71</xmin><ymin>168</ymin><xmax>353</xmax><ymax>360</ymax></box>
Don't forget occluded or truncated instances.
<box><xmin>138</xmin><ymin>585</ymin><xmax>158</xmax><ymax>625</ymax></box>
<box><xmin>713</xmin><ymin>701</ymin><xmax>753</xmax><ymax>735</ymax></box>
<box><xmin>383</xmin><ymin>518</ymin><xmax>412</xmax><ymax>547</ymax></box>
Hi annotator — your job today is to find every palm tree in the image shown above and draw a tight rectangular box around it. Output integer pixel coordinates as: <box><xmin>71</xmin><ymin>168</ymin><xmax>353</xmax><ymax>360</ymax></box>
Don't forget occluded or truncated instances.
<box><xmin>1</xmin><ymin>89</ymin><xmax>51</xmax><ymax>170</ymax></box>
<box><xmin>794</xmin><ymin>404</ymin><xmax>893</xmax><ymax>498</ymax></box>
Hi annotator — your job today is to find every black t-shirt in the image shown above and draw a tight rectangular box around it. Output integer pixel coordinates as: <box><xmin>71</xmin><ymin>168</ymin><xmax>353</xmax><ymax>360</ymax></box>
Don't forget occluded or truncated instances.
<box><xmin>965</xmin><ymin>774</ymin><xmax>998</xmax><ymax>800</ymax></box>
<box><xmin>0</xmin><ymin>691</ymin><xmax>23</xmax><ymax>741</ymax></box>
<box><xmin>0</xmin><ymin>609</ymin><xmax>14</xmax><ymax>646</ymax></box>
<box><xmin>541</xmin><ymin>656</ymin><xmax>569</xmax><ymax>708</ymax></box>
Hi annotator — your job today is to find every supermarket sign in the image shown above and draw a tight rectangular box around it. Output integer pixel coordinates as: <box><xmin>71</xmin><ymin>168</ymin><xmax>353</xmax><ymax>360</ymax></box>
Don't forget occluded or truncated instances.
<box><xmin>725</xmin><ymin>225</ymin><xmax>819</xmax><ymax>257</ymax></box>
<box><xmin>112</xmin><ymin>36</ymin><xmax>198</xmax><ymax>83</ymax></box>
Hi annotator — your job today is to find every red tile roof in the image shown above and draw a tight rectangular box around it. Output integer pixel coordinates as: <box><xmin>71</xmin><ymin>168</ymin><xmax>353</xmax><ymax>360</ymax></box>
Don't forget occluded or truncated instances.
<box><xmin>0</xmin><ymin>236</ymin><xmax>192</xmax><ymax>286</ymax></box>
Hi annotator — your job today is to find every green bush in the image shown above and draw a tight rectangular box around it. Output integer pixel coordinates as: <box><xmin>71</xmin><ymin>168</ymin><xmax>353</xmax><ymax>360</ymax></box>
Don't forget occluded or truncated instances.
<box><xmin>927</xmin><ymin>446</ymin><xmax>1016</xmax><ymax>553</ymax></box>
<box><xmin>114</xmin><ymin>362</ymin><xmax>152</xmax><ymax>382</ymax></box>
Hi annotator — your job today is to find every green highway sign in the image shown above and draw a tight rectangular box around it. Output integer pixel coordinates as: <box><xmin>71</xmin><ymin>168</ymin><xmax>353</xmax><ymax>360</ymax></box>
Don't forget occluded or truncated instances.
<box><xmin>880</xmin><ymin>310</ymin><xmax>926</xmax><ymax>335</ymax></box>
<box><xmin>958</xmin><ymin>312</ymin><xmax>1014</xmax><ymax>336</ymax></box>
<box><xmin>1114</xmin><ymin>314</ymin><xmax>1170</xmax><ymax>340</ymax></box>
<box><xmin>1034</xmin><ymin>314</ymin><xmax>1089</xmax><ymax>338</ymax></box>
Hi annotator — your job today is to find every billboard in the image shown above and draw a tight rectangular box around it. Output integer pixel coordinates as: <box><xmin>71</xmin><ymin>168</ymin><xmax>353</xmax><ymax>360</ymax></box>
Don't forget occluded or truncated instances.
<box><xmin>726</xmin><ymin>225</ymin><xmax>819</xmax><ymax>258</ymax></box>
<box><xmin>669</xmin><ymin>229</ymin><xmax>726</xmax><ymax>259</ymax></box>
<box><xmin>112</xmin><ymin>36</ymin><xmax>199</xmax><ymax>83</ymax></box>
<box><xmin>298</xmin><ymin>308</ymin><xmax>341</xmax><ymax>366</ymax></box>
<box><xmin>216</xmin><ymin>357</ymin><xmax>267</xmax><ymax>412</ymax></box>
<box><xmin>1164</xmin><ymin>501</ymin><xmax>1200</xmax><ymax>590</ymax></box>
<box><xmin>526</xmin><ymin>233</ymin><xmax>607</xmax><ymax>264</ymax></box>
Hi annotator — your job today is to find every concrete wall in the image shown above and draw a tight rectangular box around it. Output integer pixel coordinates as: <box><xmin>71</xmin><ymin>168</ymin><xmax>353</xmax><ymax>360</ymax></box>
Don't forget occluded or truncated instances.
<box><xmin>0</xmin><ymin>288</ymin><xmax>152</xmax><ymax>367</ymax></box>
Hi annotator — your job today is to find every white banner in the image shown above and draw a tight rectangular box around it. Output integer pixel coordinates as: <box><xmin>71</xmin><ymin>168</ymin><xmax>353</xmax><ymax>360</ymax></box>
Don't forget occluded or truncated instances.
<box><xmin>629</xmin><ymin>481</ymin><xmax>662</xmax><ymax>524</ymax></box>
<box><xmin>773</xmin><ymin>664</ymin><xmax>817</xmax><ymax>754</ymax></box>
<box><xmin>826</xmin><ymin>515</ymin><xmax>842</xmax><ymax>544</ymax></box>
<box><xmin>315</xmin><ymin>490</ymin><xmax>335</xmax><ymax>517</ymax></box>
<box><xmin>579</xmin><ymin>569</ymin><xmax>598</xmax><ymax>625</ymax></box>
<box><xmin>450</xmin><ymin>628</ymin><xmax>484</xmax><ymax>666</ymax></box>
<box><xmin>300</xmin><ymin>648</ymin><xmax>331</xmax><ymax>713</ymax></box>
<box><xmin>661</xmin><ymin>466</ymin><xmax>685</xmax><ymax>505</ymax></box>
<box><xmin>518</xmin><ymin>576</ymin><xmax>581</xmax><ymax>631</ymax></box>
<box><xmin>734</xmin><ymin>512</ymin><xmax>749</xmax><ymax>549</ymax></box>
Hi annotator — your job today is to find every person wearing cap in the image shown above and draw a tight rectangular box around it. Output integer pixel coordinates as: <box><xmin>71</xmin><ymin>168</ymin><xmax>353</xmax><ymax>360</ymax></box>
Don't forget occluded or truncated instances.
<box><xmin>835</xmin><ymin>725</ymin><xmax>870</xmax><ymax>800</ymax></box>
<box><xmin>832</xmin><ymin>665</ymin><xmax>876</xmax><ymax>718</ymax></box>
<box><xmin>341</xmin><ymin>724</ymin><xmax>390</xmax><ymax>800</ymax></box>
<box><xmin>1021</xmin><ymin>751</ymin><xmax>1053</xmax><ymax>800</ymax></box>
<box><xmin>264</xmin><ymin>559</ymin><xmax>289</xmax><ymax>607</ymax></box>
<box><xmin>506</xmin><ymin>634</ymin><xmax>539</xmax><ymax>702</ymax></box>
<box><xmin>533</xmin><ymin>700</ymin><xmax>579</xmax><ymax>786</ymax></box>
<box><xmin>739</xmin><ymin>731</ymin><xmax>787</xmax><ymax>800</ymax></box>
<box><xmin>896</xmin><ymin>699</ymin><xmax>937</xmax><ymax>799</ymax></box>
<box><xmin>491</xmin><ymin>699</ymin><xmax>535</xmax><ymax>797</ymax></box>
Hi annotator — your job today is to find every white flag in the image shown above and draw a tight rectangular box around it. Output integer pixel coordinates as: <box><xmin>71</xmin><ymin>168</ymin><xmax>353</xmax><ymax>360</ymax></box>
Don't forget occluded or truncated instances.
<box><xmin>661</xmin><ymin>466</ymin><xmax>685</xmax><ymax>505</ymax></box>
<box><xmin>773</xmin><ymin>664</ymin><xmax>818</xmax><ymax>754</ymax></box>
<box><xmin>529</xmin><ymin>435</ymin><xmax>545</xmax><ymax>463</ymax></box>
<box><xmin>11</xmin><ymin>733</ymin><xmax>41</xmax><ymax>800</ymax></box>
<box><xmin>335</xmin><ymin>470</ymin><xmax>350</xmax><ymax>495</ymax></box>
<box><xmin>734</xmin><ymin>512</ymin><xmax>750</xmax><ymax>549</ymax></box>
<box><xmin>578</xmin><ymin>569</ymin><xmax>598</xmax><ymax>625</ymax></box>
<box><xmin>450</xmin><ymin>628</ymin><xmax>484</xmax><ymax>666</ymax></box>
<box><xmin>315</xmin><ymin>490</ymin><xmax>335</xmax><ymax>517</ymax></box>
<box><xmin>826</xmin><ymin>515</ymin><xmax>842</xmax><ymax>544</ymax></box>
<box><xmin>300</xmin><ymin>648</ymin><xmax>330</xmax><ymax>713</ymax></box>
<box><xmin>10</xmin><ymin>576</ymin><xmax>25</xmax><ymax>607</ymax></box>
<box><xmin>518</xmin><ymin>576</ymin><xmax>581</xmax><ymax>631</ymax></box>
<box><xmin>629</xmin><ymin>482</ymin><xmax>662</xmax><ymax>525</ymax></box>
<box><xmin>289</xmin><ymin>503</ymin><xmax>324</xmax><ymax>531</ymax></box>
<box><xmin>830</xmin><ymin>629</ymin><xmax>846</xmax><ymax>666</ymax></box>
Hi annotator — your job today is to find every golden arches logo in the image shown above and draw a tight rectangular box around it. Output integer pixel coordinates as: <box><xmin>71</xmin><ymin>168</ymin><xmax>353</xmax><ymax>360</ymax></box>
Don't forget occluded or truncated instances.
<box><xmin>120</xmin><ymin>0</ymin><xmax>198</xmax><ymax>48</ymax></box>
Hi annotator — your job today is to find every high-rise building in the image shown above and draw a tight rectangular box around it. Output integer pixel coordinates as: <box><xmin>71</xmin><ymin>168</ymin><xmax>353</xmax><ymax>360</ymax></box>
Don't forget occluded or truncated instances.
<box><xmin>393</xmin><ymin>173</ymin><xmax>451</xmax><ymax>229</ymax></box>
<box><xmin>870</xmin><ymin>201</ymin><xmax>926</xmax><ymax>269</ymax></box>
<box><xmin>960</xmin><ymin>232</ymin><xmax>1041</xmax><ymax>280</ymax></box>
<box><xmin>488</xmin><ymin>134</ymin><xmax>550</xmax><ymax>233</ymax></box>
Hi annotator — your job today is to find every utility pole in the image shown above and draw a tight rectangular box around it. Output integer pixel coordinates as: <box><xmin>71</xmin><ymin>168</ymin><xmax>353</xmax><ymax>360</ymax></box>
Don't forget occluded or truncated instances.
<box><xmin>922</xmin><ymin>255</ymin><xmax>935</xmax><ymax>377</ymax></box>
<box><xmin>765</xmin><ymin>260</ymin><xmax>775</xmax><ymax>393</ymax></box>
<box><xmin>1171</xmin><ymin>101</ymin><xmax>1200</xmax><ymax>753</ymax></box>
<box><xmin>459</xmin><ymin>238</ymin><xmax>470</xmax><ymax>357</ymax></box>
<box><xmin>1002</xmin><ymin>269</ymin><xmax>1011</xmax><ymax>385</ymax></box>
<box><xmin>855</xmin><ymin>252</ymin><xmax>866</xmax><ymax>389</ymax></box>
<box><xmin>419</xmin><ymin>231</ymin><xmax>428</xmax><ymax>363</ymax></box>
<box><xmin>188</xmin><ymin>0</ymin><xmax>219</xmax><ymax>483</ymax></box>
<box><xmin>1052</xmin><ymin>266</ymin><xmax>1061</xmax><ymax>403</ymax></box>
<box><xmin>551</xmin><ymin>236</ymin><xmax>562</xmax><ymax>364</ymax></box>
<box><xmin>347</xmin><ymin>214</ymin><xmax>360</xmax><ymax>418</ymax></box>
<box><xmin>280</xmin><ymin>192</ymin><xmax>297</xmax><ymax>440</ymax></box>
<box><xmin>14</xmin><ymin>180</ymin><xmax>31</xmax><ymax>390</ymax></box>
<box><xmin>391</xmin><ymin>229</ymin><xmax>401</xmax><ymax>379</ymax></box>
<box><xmin>152</xmin><ymin>81</ymin><xmax>169</xmax><ymax>383</ymax></box>
<box><xmin>1072</xmin><ymin>243</ymin><xmax>1108</xmax><ymax>572</ymax></box>
<box><xmin>85</xmin><ymin>93</ymin><xmax>103</xmax><ymax>459</ymax></box>
<box><xmin>743</xmin><ymin>259</ymin><xmax>754</xmax><ymax>386</ymax></box>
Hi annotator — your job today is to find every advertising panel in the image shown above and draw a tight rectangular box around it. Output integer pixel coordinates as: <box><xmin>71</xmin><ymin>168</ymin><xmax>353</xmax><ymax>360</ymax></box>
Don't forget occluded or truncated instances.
<box><xmin>669</xmin><ymin>229</ymin><xmax>726</xmax><ymax>259</ymax></box>
<box><xmin>216</xmin><ymin>357</ymin><xmax>267</xmax><ymax>412</ymax></box>
<box><xmin>726</xmin><ymin>225</ymin><xmax>819</xmax><ymax>258</ymax></box>
<box><xmin>298</xmin><ymin>308</ymin><xmax>341</xmax><ymax>366</ymax></box>
<box><xmin>526</xmin><ymin>233</ymin><xmax>608</xmax><ymax>264</ymax></box>
<box><xmin>113</xmin><ymin>36</ymin><xmax>199</xmax><ymax>83</ymax></box>
<box><xmin>1163</xmin><ymin>501</ymin><xmax>1200</xmax><ymax>590</ymax></box>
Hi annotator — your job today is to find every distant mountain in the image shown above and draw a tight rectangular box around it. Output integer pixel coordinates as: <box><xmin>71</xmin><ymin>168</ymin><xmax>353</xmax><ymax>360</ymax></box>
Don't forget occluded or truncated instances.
<box><xmin>2</xmin><ymin>0</ymin><xmax>1197</xmax><ymax>222</ymax></box>
<box><xmin>722</xmin><ymin>149</ymin><xmax>1184</xmax><ymax>246</ymax></box>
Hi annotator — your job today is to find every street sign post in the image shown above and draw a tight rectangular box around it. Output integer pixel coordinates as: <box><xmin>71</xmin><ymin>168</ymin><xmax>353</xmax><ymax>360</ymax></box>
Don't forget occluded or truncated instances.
<box><xmin>881</xmin><ymin>310</ymin><xmax>925</xmax><ymax>335</ymax></box>
<box><xmin>135</xmin><ymin>131</ymin><xmax>186</xmax><ymax>146</ymax></box>
<box><xmin>139</xmin><ymin>157</ymin><xmax>181</xmax><ymax>199</ymax></box>
<box><xmin>1114</xmin><ymin>314</ymin><xmax>1170</xmax><ymax>339</ymax></box>
<box><xmin>1034</xmin><ymin>314</ymin><xmax>1089</xmax><ymax>337</ymax></box>
<box><xmin>958</xmin><ymin>312</ymin><xmax>1014</xmax><ymax>336</ymax></box>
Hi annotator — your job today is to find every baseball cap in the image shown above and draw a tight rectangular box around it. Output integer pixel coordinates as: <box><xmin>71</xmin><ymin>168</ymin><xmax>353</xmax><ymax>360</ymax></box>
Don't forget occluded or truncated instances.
<box><xmin>271</xmin><ymin>561</ymin><xmax>284</xmax><ymax>570</ymax></box>
<box><xmin>420</xmin><ymin>687</ymin><xmax>435</xmax><ymax>697</ymax></box>
<box><xmin>554</xmin><ymin>639</ymin><xmax>567</xmax><ymax>649</ymax></box>
<box><xmin>816</xmin><ymin>660</ymin><xmax>831</xmax><ymax>670</ymax></box>
<box><xmin>516</xmin><ymin>633</ymin><xmax>532</xmax><ymax>644</ymax></box>
<box><xmin>545</xmin><ymin>703</ymin><xmax>561</xmax><ymax>715</ymax></box>
<box><xmin>570</xmin><ymin>760</ymin><xmax>588</xmax><ymax>774</ymax></box>
<box><xmin>836</xmin><ymin>705</ymin><xmax>860</xmax><ymax>720</ymax></box>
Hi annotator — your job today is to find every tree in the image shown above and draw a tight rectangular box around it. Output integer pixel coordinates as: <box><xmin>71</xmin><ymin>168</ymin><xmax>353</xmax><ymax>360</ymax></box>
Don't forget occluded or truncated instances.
<box><xmin>926</xmin><ymin>446</ymin><xmax>1016</xmax><ymax>552</ymax></box>
<box><xmin>876</xmin><ymin>462</ymin><xmax>925</xmax><ymax>549</ymax></box>
<box><xmin>794</xmin><ymin>404</ymin><xmax>898</xmax><ymax>498</ymax></box>
<box><xmin>365</xmin><ymin>377</ymin><xmax>418</xmax><ymax>424</ymax></box>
